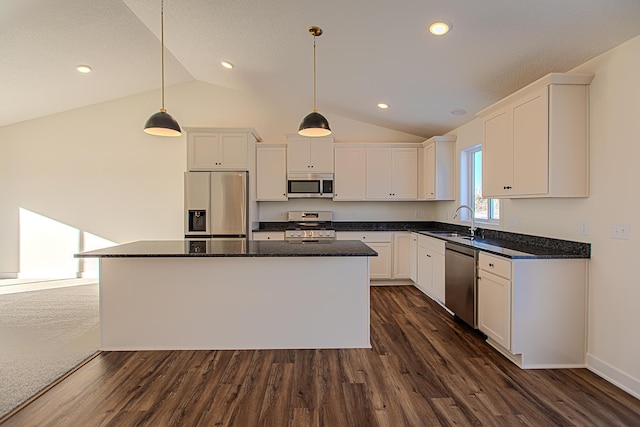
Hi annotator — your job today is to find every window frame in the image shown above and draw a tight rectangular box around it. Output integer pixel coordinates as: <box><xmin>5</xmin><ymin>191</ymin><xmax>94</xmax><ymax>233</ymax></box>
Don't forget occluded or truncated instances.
<box><xmin>460</xmin><ymin>144</ymin><xmax>500</xmax><ymax>225</ymax></box>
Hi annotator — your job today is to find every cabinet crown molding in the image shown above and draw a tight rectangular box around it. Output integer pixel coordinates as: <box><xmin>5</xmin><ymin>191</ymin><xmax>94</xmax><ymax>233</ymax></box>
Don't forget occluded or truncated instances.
<box><xmin>422</xmin><ymin>135</ymin><xmax>456</xmax><ymax>146</ymax></box>
<box><xmin>477</xmin><ymin>72</ymin><xmax>594</xmax><ymax>118</ymax></box>
<box><xmin>184</xmin><ymin>127</ymin><xmax>262</xmax><ymax>142</ymax></box>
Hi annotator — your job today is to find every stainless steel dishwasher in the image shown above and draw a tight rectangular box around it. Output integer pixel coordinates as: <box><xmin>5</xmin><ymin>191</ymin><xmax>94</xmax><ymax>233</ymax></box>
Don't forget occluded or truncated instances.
<box><xmin>444</xmin><ymin>241</ymin><xmax>478</xmax><ymax>328</ymax></box>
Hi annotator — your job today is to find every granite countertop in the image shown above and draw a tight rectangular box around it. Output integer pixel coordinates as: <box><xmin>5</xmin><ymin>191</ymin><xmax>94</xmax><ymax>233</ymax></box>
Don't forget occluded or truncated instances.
<box><xmin>75</xmin><ymin>239</ymin><xmax>378</xmax><ymax>258</ymax></box>
<box><xmin>415</xmin><ymin>231</ymin><xmax>585</xmax><ymax>259</ymax></box>
<box><xmin>255</xmin><ymin>221</ymin><xmax>591</xmax><ymax>260</ymax></box>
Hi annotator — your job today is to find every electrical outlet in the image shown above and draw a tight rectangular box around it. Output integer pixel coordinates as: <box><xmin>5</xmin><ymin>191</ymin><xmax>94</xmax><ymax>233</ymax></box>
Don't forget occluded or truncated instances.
<box><xmin>611</xmin><ymin>223</ymin><xmax>630</xmax><ymax>240</ymax></box>
<box><xmin>279</xmin><ymin>211</ymin><xmax>285</xmax><ymax>218</ymax></box>
<box><xmin>352</xmin><ymin>211</ymin><xmax>358</xmax><ymax>218</ymax></box>
<box><xmin>415</xmin><ymin>210</ymin><xmax>421</xmax><ymax>218</ymax></box>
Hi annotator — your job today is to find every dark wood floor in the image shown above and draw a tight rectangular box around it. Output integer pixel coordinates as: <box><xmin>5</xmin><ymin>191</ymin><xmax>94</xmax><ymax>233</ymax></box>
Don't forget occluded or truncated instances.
<box><xmin>3</xmin><ymin>286</ymin><xmax>639</xmax><ymax>426</ymax></box>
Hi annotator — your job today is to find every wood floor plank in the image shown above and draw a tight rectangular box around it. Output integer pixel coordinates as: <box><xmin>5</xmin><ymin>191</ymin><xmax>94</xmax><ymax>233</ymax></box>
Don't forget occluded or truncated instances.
<box><xmin>3</xmin><ymin>286</ymin><xmax>640</xmax><ymax>427</ymax></box>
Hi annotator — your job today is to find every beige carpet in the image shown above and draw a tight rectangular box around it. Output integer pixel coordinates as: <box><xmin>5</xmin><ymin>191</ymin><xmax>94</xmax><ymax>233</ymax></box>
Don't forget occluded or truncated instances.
<box><xmin>0</xmin><ymin>282</ymin><xmax>99</xmax><ymax>417</ymax></box>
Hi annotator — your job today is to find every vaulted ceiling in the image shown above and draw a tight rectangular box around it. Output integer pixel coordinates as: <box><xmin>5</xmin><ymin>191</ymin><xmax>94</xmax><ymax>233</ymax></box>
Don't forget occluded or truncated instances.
<box><xmin>2</xmin><ymin>0</ymin><xmax>640</xmax><ymax>137</ymax></box>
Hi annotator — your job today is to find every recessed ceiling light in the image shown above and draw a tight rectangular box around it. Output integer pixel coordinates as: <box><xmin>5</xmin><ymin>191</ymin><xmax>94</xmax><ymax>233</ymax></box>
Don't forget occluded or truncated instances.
<box><xmin>450</xmin><ymin>107</ymin><xmax>467</xmax><ymax>115</ymax></box>
<box><xmin>76</xmin><ymin>65</ymin><xmax>92</xmax><ymax>73</ymax></box>
<box><xmin>221</xmin><ymin>61</ymin><xmax>234</xmax><ymax>69</ymax></box>
<box><xmin>377</xmin><ymin>103</ymin><xmax>390</xmax><ymax>109</ymax></box>
<box><xmin>429</xmin><ymin>21</ymin><xmax>451</xmax><ymax>36</ymax></box>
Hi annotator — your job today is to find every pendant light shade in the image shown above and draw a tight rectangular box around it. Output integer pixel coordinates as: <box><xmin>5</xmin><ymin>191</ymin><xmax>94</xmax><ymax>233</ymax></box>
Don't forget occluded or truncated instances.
<box><xmin>144</xmin><ymin>109</ymin><xmax>182</xmax><ymax>136</ymax></box>
<box><xmin>298</xmin><ymin>26</ymin><xmax>331</xmax><ymax>137</ymax></box>
<box><xmin>144</xmin><ymin>0</ymin><xmax>182</xmax><ymax>137</ymax></box>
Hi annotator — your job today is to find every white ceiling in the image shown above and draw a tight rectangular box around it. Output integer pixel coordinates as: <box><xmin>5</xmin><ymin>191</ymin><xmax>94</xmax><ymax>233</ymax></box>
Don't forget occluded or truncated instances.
<box><xmin>2</xmin><ymin>0</ymin><xmax>640</xmax><ymax>137</ymax></box>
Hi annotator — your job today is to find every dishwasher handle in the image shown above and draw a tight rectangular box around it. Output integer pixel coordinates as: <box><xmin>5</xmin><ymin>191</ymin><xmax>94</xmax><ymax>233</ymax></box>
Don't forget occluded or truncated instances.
<box><xmin>445</xmin><ymin>241</ymin><xmax>478</xmax><ymax>258</ymax></box>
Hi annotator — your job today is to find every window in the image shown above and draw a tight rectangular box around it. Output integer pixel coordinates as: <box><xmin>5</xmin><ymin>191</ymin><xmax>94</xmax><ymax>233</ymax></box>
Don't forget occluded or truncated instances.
<box><xmin>461</xmin><ymin>145</ymin><xmax>499</xmax><ymax>223</ymax></box>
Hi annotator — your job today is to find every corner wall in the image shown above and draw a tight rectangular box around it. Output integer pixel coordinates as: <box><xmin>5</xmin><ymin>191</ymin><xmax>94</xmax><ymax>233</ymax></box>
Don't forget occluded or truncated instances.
<box><xmin>435</xmin><ymin>35</ymin><xmax>640</xmax><ymax>397</ymax></box>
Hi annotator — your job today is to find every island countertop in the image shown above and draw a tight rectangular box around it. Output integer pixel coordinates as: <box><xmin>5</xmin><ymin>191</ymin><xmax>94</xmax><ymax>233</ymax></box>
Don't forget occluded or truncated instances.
<box><xmin>75</xmin><ymin>239</ymin><xmax>379</xmax><ymax>258</ymax></box>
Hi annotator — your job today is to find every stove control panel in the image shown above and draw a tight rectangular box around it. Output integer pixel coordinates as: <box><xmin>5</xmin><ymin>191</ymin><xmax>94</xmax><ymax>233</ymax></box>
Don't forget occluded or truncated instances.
<box><xmin>285</xmin><ymin>229</ymin><xmax>336</xmax><ymax>240</ymax></box>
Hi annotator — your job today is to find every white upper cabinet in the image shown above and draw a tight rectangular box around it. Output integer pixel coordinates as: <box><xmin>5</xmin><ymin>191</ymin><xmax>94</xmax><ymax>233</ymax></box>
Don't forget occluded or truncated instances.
<box><xmin>256</xmin><ymin>144</ymin><xmax>287</xmax><ymax>201</ymax></box>
<box><xmin>334</xmin><ymin>146</ymin><xmax>366</xmax><ymax>201</ymax></box>
<box><xmin>365</xmin><ymin>147</ymin><xmax>418</xmax><ymax>200</ymax></box>
<box><xmin>286</xmin><ymin>136</ymin><xmax>334</xmax><ymax>173</ymax></box>
<box><xmin>187</xmin><ymin>129</ymin><xmax>259</xmax><ymax>171</ymax></box>
<box><xmin>478</xmin><ymin>73</ymin><xmax>593</xmax><ymax>198</ymax></box>
<box><xmin>188</xmin><ymin>132</ymin><xmax>249</xmax><ymax>170</ymax></box>
<box><xmin>418</xmin><ymin>136</ymin><xmax>455</xmax><ymax>200</ymax></box>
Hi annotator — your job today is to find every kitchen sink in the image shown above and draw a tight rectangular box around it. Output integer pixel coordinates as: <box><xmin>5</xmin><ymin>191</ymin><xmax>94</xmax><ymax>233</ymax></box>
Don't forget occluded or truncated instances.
<box><xmin>429</xmin><ymin>231</ymin><xmax>469</xmax><ymax>238</ymax></box>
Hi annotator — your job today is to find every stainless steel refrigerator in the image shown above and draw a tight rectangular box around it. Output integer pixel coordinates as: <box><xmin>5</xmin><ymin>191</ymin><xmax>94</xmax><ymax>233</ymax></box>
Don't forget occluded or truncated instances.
<box><xmin>184</xmin><ymin>171</ymin><xmax>248</xmax><ymax>239</ymax></box>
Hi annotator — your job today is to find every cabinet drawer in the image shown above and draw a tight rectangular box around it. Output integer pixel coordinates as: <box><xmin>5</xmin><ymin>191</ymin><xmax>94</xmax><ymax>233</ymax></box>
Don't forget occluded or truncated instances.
<box><xmin>336</xmin><ymin>232</ymin><xmax>393</xmax><ymax>242</ymax></box>
<box><xmin>417</xmin><ymin>234</ymin><xmax>445</xmax><ymax>255</ymax></box>
<box><xmin>478</xmin><ymin>253</ymin><xmax>512</xmax><ymax>280</ymax></box>
<box><xmin>252</xmin><ymin>231</ymin><xmax>285</xmax><ymax>241</ymax></box>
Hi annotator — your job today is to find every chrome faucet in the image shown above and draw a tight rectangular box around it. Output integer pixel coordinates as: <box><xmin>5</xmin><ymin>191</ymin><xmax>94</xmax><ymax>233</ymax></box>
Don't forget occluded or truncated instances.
<box><xmin>453</xmin><ymin>204</ymin><xmax>476</xmax><ymax>239</ymax></box>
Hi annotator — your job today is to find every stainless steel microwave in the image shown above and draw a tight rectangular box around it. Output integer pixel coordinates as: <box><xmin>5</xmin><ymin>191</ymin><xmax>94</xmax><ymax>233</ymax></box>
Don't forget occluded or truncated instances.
<box><xmin>287</xmin><ymin>173</ymin><xmax>334</xmax><ymax>198</ymax></box>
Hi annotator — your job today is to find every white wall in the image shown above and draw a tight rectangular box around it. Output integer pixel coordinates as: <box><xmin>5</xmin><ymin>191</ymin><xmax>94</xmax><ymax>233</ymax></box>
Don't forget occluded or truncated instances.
<box><xmin>435</xmin><ymin>35</ymin><xmax>640</xmax><ymax>397</ymax></box>
<box><xmin>259</xmin><ymin>199</ymin><xmax>435</xmax><ymax>222</ymax></box>
<box><xmin>0</xmin><ymin>80</ymin><xmax>422</xmax><ymax>277</ymax></box>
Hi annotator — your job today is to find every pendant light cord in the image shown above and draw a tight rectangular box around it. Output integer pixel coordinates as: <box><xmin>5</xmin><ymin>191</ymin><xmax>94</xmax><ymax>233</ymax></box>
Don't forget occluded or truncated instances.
<box><xmin>312</xmin><ymin>35</ymin><xmax>317</xmax><ymax>113</ymax></box>
<box><xmin>160</xmin><ymin>0</ymin><xmax>166</xmax><ymax>112</ymax></box>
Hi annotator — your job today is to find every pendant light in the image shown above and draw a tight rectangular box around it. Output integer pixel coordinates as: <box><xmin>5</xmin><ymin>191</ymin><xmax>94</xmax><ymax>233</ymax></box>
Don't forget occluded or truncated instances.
<box><xmin>298</xmin><ymin>26</ymin><xmax>332</xmax><ymax>137</ymax></box>
<box><xmin>144</xmin><ymin>0</ymin><xmax>182</xmax><ymax>137</ymax></box>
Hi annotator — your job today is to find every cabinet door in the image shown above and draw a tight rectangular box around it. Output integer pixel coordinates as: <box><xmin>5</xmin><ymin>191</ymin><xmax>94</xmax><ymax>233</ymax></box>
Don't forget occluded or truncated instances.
<box><xmin>512</xmin><ymin>88</ymin><xmax>549</xmax><ymax>196</ymax></box>
<box><xmin>188</xmin><ymin>133</ymin><xmax>220</xmax><ymax>170</ymax></box>
<box><xmin>393</xmin><ymin>232</ymin><xmax>411</xmax><ymax>279</ymax></box>
<box><xmin>365</xmin><ymin>148</ymin><xmax>393</xmax><ymax>199</ymax></box>
<box><xmin>431</xmin><ymin>251</ymin><xmax>445</xmax><ymax>302</ymax></box>
<box><xmin>287</xmin><ymin>138</ymin><xmax>311</xmax><ymax>172</ymax></box>
<box><xmin>256</xmin><ymin>146</ymin><xmax>287</xmax><ymax>201</ymax></box>
<box><xmin>309</xmin><ymin>138</ymin><xmax>334</xmax><ymax>172</ymax></box>
<box><xmin>392</xmin><ymin>148</ymin><xmax>418</xmax><ymax>199</ymax></box>
<box><xmin>218</xmin><ymin>133</ymin><xmax>248</xmax><ymax>169</ymax></box>
<box><xmin>483</xmin><ymin>109</ymin><xmax>513</xmax><ymax>197</ymax></box>
<box><xmin>416</xmin><ymin>246</ymin><xmax>433</xmax><ymax>295</ymax></box>
<box><xmin>368</xmin><ymin>242</ymin><xmax>392</xmax><ymax>279</ymax></box>
<box><xmin>334</xmin><ymin>146</ymin><xmax>366</xmax><ymax>200</ymax></box>
<box><xmin>409</xmin><ymin>233</ymin><xmax>418</xmax><ymax>282</ymax></box>
<box><xmin>478</xmin><ymin>270</ymin><xmax>512</xmax><ymax>350</ymax></box>
<box><xmin>423</xmin><ymin>144</ymin><xmax>436</xmax><ymax>199</ymax></box>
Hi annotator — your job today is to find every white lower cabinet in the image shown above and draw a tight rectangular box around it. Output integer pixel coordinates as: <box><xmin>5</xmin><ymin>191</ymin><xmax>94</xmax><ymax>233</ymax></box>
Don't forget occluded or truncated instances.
<box><xmin>477</xmin><ymin>252</ymin><xmax>588</xmax><ymax>368</ymax></box>
<box><xmin>478</xmin><ymin>263</ymin><xmax>512</xmax><ymax>350</ymax></box>
<box><xmin>409</xmin><ymin>233</ymin><xmax>418</xmax><ymax>282</ymax></box>
<box><xmin>337</xmin><ymin>231</ymin><xmax>411</xmax><ymax>281</ymax></box>
<box><xmin>252</xmin><ymin>231</ymin><xmax>285</xmax><ymax>241</ymax></box>
<box><xmin>393</xmin><ymin>232</ymin><xmax>411</xmax><ymax>279</ymax></box>
<box><xmin>367</xmin><ymin>242</ymin><xmax>392</xmax><ymax>279</ymax></box>
<box><xmin>414</xmin><ymin>234</ymin><xmax>446</xmax><ymax>303</ymax></box>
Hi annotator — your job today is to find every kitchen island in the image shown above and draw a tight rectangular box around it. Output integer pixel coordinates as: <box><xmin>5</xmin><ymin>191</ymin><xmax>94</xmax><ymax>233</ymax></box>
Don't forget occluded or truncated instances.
<box><xmin>76</xmin><ymin>239</ymin><xmax>377</xmax><ymax>351</ymax></box>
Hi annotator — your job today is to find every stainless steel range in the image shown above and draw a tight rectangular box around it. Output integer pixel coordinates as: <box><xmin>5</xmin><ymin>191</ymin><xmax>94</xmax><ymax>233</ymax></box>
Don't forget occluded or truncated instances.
<box><xmin>285</xmin><ymin>211</ymin><xmax>336</xmax><ymax>242</ymax></box>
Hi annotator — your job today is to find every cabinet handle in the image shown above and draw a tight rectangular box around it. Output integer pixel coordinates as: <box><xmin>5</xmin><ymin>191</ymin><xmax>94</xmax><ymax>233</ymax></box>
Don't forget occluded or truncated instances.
<box><xmin>427</xmin><ymin>254</ymin><xmax>431</xmax><ymax>258</ymax></box>
<box><xmin>489</xmin><ymin>263</ymin><xmax>494</xmax><ymax>267</ymax></box>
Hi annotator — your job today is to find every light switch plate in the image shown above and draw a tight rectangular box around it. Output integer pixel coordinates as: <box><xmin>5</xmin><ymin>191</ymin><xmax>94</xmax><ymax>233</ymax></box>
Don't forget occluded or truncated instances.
<box><xmin>580</xmin><ymin>222</ymin><xmax>590</xmax><ymax>236</ymax></box>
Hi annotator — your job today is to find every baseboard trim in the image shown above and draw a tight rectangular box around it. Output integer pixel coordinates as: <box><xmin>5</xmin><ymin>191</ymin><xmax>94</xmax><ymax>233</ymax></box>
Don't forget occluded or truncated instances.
<box><xmin>370</xmin><ymin>279</ymin><xmax>413</xmax><ymax>286</ymax></box>
<box><xmin>586</xmin><ymin>353</ymin><xmax>640</xmax><ymax>399</ymax></box>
